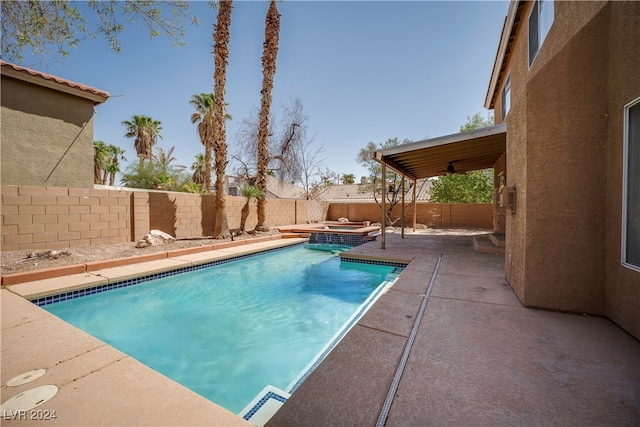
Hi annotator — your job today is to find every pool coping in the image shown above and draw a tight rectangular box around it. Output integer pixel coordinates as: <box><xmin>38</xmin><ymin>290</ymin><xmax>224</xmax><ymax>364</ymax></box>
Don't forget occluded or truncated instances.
<box><xmin>1</xmin><ymin>235</ymin><xmax>284</xmax><ymax>287</ymax></box>
<box><xmin>4</xmin><ymin>237</ymin><xmax>308</xmax><ymax>301</ymax></box>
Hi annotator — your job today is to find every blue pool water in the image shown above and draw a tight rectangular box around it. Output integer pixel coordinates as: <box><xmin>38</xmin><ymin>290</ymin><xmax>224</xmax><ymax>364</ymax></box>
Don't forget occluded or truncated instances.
<box><xmin>43</xmin><ymin>245</ymin><xmax>398</xmax><ymax>413</ymax></box>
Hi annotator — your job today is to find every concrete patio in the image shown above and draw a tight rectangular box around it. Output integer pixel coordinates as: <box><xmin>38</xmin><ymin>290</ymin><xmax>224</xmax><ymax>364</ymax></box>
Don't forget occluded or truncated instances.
<box><xmin>268</xmin><ymin>230</ymin><xmax>640</xmax><ymax>426</ymax></box>
<box><xmin>2</xmin><ymin>230</ymin><xmax>639</xmax><ymax>426</ymax></box>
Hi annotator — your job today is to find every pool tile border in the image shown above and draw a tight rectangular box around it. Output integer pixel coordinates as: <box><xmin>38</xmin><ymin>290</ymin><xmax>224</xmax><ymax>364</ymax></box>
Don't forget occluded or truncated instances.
<box><xmin>30</xmin><ymin>243</ymin><xmax>307</xmax><ymax>307</ymax></box>
<box><xmin>1</xmin><ymin>235</ymin><xmax>284</xmax><ymax>286</ymax></box>
<box><xmin>340</xmin><ymin>256</ymin><xmax>408</xmax><ymax>268</ymax></box>
<box><xmin>29</xmin><ymin>249</ymin><xmax>407</xmax><ymax>307</ymax></box>
<box><xmin>31</xmin><ymin>247</ymin><xmax>409</xmax><ymax>308</ymax></box>
<box><xmin>310</xmin><ymin>232</ymin><xmax>366</xmax><ymax>246</ymax></box>
<box><xmin>242</xmin><ymin>391</ymin><xmax>289</xmax><ymax>421</ymax></box>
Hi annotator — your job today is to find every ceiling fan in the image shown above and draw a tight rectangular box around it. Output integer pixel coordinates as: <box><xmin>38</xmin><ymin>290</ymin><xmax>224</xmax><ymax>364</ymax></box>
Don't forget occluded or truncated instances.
<box><xmin>441</xmin><ymin>160</ymin><xmax>466</xmax><ymax>175</ymax></box>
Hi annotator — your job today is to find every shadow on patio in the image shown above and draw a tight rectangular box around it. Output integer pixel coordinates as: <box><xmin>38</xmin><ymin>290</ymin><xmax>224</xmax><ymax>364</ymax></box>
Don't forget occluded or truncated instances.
<box><xmin>268</xmin><ymin>229</ymin><xmax>640</xmax><ymax>426</ymax></box>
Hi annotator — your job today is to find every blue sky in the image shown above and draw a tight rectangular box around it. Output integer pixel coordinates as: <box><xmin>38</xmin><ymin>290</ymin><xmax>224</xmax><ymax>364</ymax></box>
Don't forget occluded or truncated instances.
<box><xmin>20</xmin><ymin>0</ymin><xmax>509</xmax><ymax>182</ymax></box>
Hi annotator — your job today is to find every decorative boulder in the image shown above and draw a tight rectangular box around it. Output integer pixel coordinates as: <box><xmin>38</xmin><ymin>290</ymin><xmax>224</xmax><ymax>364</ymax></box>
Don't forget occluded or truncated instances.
<box><xmin>136</xmin><ymin>230</ymin><xmax>175</xmax><ymax>248</ymax></box>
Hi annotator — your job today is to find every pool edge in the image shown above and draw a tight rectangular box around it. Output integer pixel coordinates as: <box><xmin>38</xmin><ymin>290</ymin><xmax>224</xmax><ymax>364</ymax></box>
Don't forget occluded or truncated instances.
<box><xmin>6</xmin><ymin>238</ymin><xmax>308</xmax><ymax>301</ymax></box>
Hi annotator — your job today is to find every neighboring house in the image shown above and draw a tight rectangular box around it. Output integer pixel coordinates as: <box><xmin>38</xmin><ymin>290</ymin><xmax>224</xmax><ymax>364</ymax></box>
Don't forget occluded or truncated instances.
<box><xmin>375</xmin><ymin>1</ymin><xmax>639</xmax><ymax>340</ymax></box>
<box><xmin>1</xmin><ymin>61</ymin><xmax>109</xmax><ymax>188</ymax></box>
<box><xmin>226</xmin><ymin>175</ymin><xmax>305</xmax><ymax>199</ymax></box>
<box><xmin>317</xmin><ymin>180</ymin><xmax>432</xmax><ymax>202</ymax></box>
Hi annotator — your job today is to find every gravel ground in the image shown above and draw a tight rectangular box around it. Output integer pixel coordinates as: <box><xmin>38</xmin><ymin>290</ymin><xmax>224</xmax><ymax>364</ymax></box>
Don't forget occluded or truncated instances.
<box><xmin>1</xmin><ymin>230</ymin><xmax>281</xmax><ymax>275</ymax></box>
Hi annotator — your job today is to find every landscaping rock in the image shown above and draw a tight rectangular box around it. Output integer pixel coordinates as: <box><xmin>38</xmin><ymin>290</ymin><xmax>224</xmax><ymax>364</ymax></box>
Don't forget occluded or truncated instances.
<box><xmin>136</xmin><ymin>230</ymin><xmax>176</xmax><ymax>248</ymax></box>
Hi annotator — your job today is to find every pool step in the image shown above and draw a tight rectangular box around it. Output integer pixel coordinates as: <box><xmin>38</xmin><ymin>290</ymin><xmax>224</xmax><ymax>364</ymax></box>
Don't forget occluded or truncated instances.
<box><xmin>472</xmin><ymin>234</ymin><xmax>505</xmax><ymax>255</ymax></box>
<box><xmin>281</xmin><ymin>232</ymin><xmax>310</xmax><ymax>239</ymax></box>
<box><xmin>489</xmin><ymin>233</ymin><xmax>506</xmax><ymax>247</ymax></box>
<box><xmin>240</xmin><ymin>385</ymin><xmax>290</xmax><ymax>426</ymax></box>
<box><xmin>364</xmin><ymin>231</ymin><xmax>381</xmax><ymax>241</ymax></box>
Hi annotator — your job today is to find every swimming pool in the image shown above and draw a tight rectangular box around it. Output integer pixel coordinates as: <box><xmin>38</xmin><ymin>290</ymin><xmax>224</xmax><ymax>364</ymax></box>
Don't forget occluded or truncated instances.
<box><xmin>41</xmin><ymin>244</ymin><xmax>400</xmax><ymax>414</ymax></box>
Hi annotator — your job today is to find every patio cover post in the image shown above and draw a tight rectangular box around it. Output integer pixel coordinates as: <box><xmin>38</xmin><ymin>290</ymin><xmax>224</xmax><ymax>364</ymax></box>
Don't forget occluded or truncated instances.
<box><xmin>381</xmin><ymin>161</ymin><xmax>386</xmax><ymax>249</ymax></box>
<box><xmin>401</xmin><ymin>176</ymin><xmax>405</xmax><ymax>239</ymax></box>
<box><xmin>413</xmin><ymin>179</ymin><xmax>417</xmax><ymax>232</ymax></box>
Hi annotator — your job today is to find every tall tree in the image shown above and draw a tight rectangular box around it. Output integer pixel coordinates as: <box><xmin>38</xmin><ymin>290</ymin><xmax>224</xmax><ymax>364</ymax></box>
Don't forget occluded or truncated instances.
<box><xmin>153</xmin><ymin>146</ymin><xmax>182</xmax><ymax>174</ymax></box>
<box><xmin>191</xmin><ymin>153</ymin><xmax>207</xmax><ymax>190</ymax></box>
<box><xmin>342</xmin><ymin>173</ymin><xmax>356</xmax><ymax>185</ymax></box>
<box><xmin>233</xmin><ymin>98</ymin><xmax>310</xmax><ymax>187</ymax></box>
<box><xmin>211</xmin><ymin>0</ymin><xmax>233</xmax><ymax>238</ymax></box>
<box><xmin>297</xmin><ymin>137</ymin><xmax>324</xmax><ymax>200</ymax></box>
<box><xmin>316</xmin><ymin>168</ymin><xmax>341</xmax><ymax>187</ymax></box>
<box><xmin>357</xmin><ymin>137</ymin><xmax>430</xmax><ymax>225</ymax></box>
<box><xmin>430</xmin><ymin>112</ymin><xmax>495</xmax><ymax>203</ymax></box>
<box><xmin>120</xmin><ymin>152</ymin><xmax>190</xmax><ymax>192</ymax></box>
<box><xmin>94</xmin><ymin>141</ymin><xmax>110</xmax><ymax>184</ymax></box>
<box><xmin>430</xmin><ymin>170</ymin><xmax>493</xmax><ymax>203</ymax></box>
<box><xmin>460</xmin><ymin>111</ymin><xmax>494</xmax><ymax>132</ymax></box>
<box><xmin>121</xmin><ymin>115</ymin><xmax>162</xmax><ymax>163</ymax></box>
<box><xmin>1</xmin><ymin>1</ymin><xmax>196</xmax><ymax>63</ymax></box>
<box><xmin>189</xmin><ymin>93</ymin><xmax>232</xmax><ymax>194</ymax></box>
<box><xmin>255</xmin><ymin>0</ymin><xmax>281</xmax><ymax>232</ymax></box>
<box><xmin>105</xmin><ymin>145</ymin><xmax>126</xmax><ymax>186</ymax></box>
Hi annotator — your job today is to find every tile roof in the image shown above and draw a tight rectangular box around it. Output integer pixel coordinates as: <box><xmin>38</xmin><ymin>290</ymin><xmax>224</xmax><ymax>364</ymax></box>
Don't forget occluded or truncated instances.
<box><xmin>0</xmin><ymin>60</ymin><xmax>110</xmax><ymax>101</ymax></box>
<box><xmin>317</xmin><ymin>184</ymin><xmax>375</xmax><ymax>200</ymax></box>
<box><xmin>265</xmin><ymin>176</ymin><xmax>306</xmax><ymax>199</ymax></box>
<box><xmin>317</xmin><ymin>180</ymin><xmax>432</xmax><ymax>202</ymax></box>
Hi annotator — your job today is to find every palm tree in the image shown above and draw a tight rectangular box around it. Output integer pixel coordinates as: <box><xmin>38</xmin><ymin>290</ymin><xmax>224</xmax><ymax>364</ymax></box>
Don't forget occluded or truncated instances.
<box><xmin>182</xmin><ymin>181</ymin><xmax>202</xmax><ymax>194</ymax></box>
<box><xmin>105</xmin><ymin>145</ymin><xmax>126</xmax><ymax>186</ymax></box>
<box><xmin>153</xmin><ymin>146</ymin><xmax>181</xmax><ymax>174</ymax></box>
<box><xmin>255</xmin><ymin>0</ymin><xmax>281</xmax><ymax>232</ymax></box>
<box><xmin>211</xmin><ymin>0</ymin><xmax>233</xmax><ymax>238</ymax></box>
<box><xmin>239</xmin><ymin>184</ymin><xmax>263</xmax><ymax>233</ymax></box>
<box><xmin>191</xmin><ymin>153</ymin><xmax>207</xmax><ymax>190</ymax></box>
<box><xmin>94</xmin><ymin>141</ymin><xmax>110</xmax><ymax>184</ymax></box>
<box><xmin>189</xmin><ymin>93</ymin><xmax>231</xmax><ymax>194</ymax></box>
<box><xmin>121</xmin><ymin>115</ymin><xmax>162</xmax><ymax>162</ymax></box>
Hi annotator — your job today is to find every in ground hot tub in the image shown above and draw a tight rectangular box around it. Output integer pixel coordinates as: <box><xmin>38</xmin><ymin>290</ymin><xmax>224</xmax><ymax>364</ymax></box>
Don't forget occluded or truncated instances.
<box><xmin>279</xmin><ymin>221</ymin><xmax>381</xmax><ymax>246</ymax></box>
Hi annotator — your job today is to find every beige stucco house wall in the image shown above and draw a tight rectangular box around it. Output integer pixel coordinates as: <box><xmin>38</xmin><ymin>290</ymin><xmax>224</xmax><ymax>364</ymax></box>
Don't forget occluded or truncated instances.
<box><xmin>486</xmin><ymin>0</ymin><xmax>640</xmax><ymax>338</ymax></box>
<box><xmin>1</xmin><ymin>61</ymin><xmax>109</xmax><ymax>188</ymax></box>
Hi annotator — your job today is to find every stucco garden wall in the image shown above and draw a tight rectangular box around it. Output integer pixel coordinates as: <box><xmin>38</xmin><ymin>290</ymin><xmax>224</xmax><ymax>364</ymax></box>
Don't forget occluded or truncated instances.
<box><xmin>1</xmin><ymin>78</ymin><xmax>95</xmax><ymax>188</ymax></box>
<box><xmin>1</xmin><ymin>185</ymin><xmax>329</xmax><ymax>251</ymax></box>
<box><xmin>327</xmin><ymin>202</ymin><xmax>493</xmax><ymax>229</ymax></box>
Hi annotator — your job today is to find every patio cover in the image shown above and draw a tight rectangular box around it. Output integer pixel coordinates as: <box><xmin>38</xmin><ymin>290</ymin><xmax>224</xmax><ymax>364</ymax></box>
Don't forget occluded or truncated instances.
<box><xmin>373</xmin><ymin>124</ymin><xmax>506</xmax><ymax>180</ymax></box>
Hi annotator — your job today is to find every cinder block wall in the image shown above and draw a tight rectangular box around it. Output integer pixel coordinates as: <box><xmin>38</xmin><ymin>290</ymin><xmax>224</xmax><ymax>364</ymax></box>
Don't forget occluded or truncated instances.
<box><xmin>144</xmin><ymin>196</ymin><xmax>329</xmax><ymax>237</ymax></box>
<box><xmin>145</xmin><ymin>191</ymin><xmax>216</xmax><ymax>240</ymax></box>
<box><xmin>327</xmin><ymin>202</ymin><xmax>493</xmax><ymax>229</ymax></box>
<box><xmin>1</xmin><ymin>185</ymin><xmax>131</xmax><ymax>251</ymax></box>
<box><xmin>1</xmin><ymin>185</ymin><xmax>492</xmax><ymax>252</ymax></box>
<box><xmin>1</xmin><ymin>185</ymin><xmax>332</xmax><ymax>251</ymax></box>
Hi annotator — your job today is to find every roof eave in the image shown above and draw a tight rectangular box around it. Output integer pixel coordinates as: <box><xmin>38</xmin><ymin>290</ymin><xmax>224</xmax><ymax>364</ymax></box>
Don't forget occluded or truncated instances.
<box><xmin>1</xmin><ymin>65</ymin><xmax>109</xmax><ymax>105</ymax></box>
<box><xmin>373</xmin><ymin>124</ymin><xmax>507</xmax><ymax>180</ymax></box>
<box><xmin>376</xmin><ymin>124</ymin><xmax>507</xmax><ymax>157</ymax></box>
<box><xmin>373</xmin><ymin>152</ymin><xmax>419</xmax><ymax>181</ymax></box>
<box><xmin>484</xmin><ymin>0</ymin><xmax>522</xmax><ymax>109</ymax></box>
